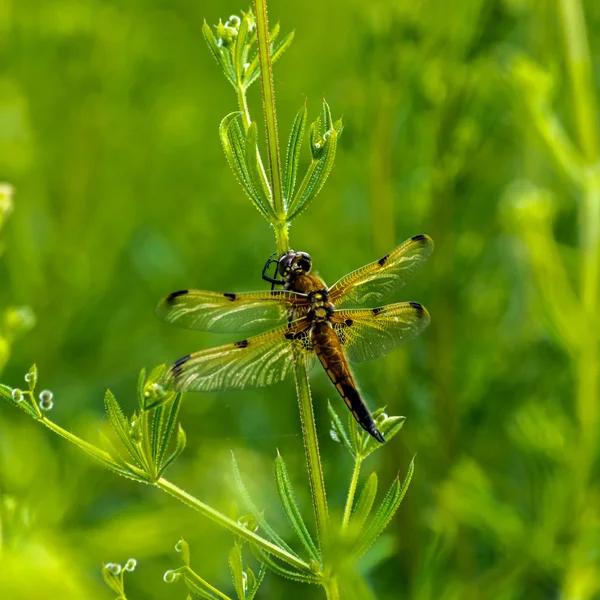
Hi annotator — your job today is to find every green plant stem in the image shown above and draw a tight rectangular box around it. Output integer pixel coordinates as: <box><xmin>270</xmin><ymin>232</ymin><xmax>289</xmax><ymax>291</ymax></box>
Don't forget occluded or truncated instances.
<box><xmin>157</xmin><ymin>478</ymin><xmax>312</xmax><ymax>572</ymax></box>
<box><xmin>293</xmin><ymin>356</ymin><xmax>329</xmax><ymax>548</ymax></box>
<box><xmin>559</xmin><ymin>0</ymin><xmax>600</xmax><ymax>464</ymax></box>
<box><xmin>341</xmin><ymin>456</ymin><xmax>362</xmax><ymax>531</ymax></box>
<box><xmin>5</xmin><ymin>398</ymin><xmax>314</xmax><ymax>575</ymax></box>
<box><xmin>323</xmin><ymin>578</ymin><xmax>341</xmax><ymax>600</ymax></box>
<box><xmin>253</xmin><ymin>0</ymin><xmax>288</xmax><ymax>254</ymax></box>
<box><xmin>237</xmin><ymin>85</ymin><xmax>252</xmax><ymax>130</ymax></box>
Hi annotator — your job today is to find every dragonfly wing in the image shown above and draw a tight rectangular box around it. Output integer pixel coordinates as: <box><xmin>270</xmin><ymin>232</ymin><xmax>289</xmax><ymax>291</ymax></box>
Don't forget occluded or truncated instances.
<box><xmin>332</xmin><ymin>302</ymin><xmax>430</xmax><ymax>363</ymax></box>
<box><xmin>164</xmin><ymin>320</ymin><xmax>315</xmax><ymax>392</ymax></box>
<box><xmin>156</xmin><ymin>289</ymin><xmax>308</xmax><ymax>333</ymax></box>
<box><xmin>329</xmin><ymin>234</ymin><xmax>433</xmax><ymax>308</ymax></box>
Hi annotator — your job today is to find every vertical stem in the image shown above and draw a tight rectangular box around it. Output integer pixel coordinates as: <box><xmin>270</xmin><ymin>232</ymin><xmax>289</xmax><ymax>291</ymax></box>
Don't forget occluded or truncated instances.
<box><xmin>324</xmin><ymin>578</ymin><xmax>341</xmax><ymax>600</ymax></box>
<box><xmin>341</xmin><ymin>457</ymin><xmax>362</xmax><ymax>530</ymax></box>
<box><xmin>253</xmin><ymin>0</ymin><xmax>288</xmax><ymax>254</ymax></box>
<box><xmin>559</xmin><ymin>0</ymin><xmax>600</xmax><ymax>463</ymax></box>
<box><xmin>293</xmin><ymin>354</ymin><xmax>329</xmax><ymax>547</ymax></box>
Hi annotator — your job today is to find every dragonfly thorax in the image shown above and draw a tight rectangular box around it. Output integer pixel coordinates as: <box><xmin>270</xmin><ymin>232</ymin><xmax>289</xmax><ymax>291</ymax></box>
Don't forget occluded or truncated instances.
<box><xmin>307</xmin><ymin>288</ymin><xmax>334</xmax><ymax>322</ymax></box>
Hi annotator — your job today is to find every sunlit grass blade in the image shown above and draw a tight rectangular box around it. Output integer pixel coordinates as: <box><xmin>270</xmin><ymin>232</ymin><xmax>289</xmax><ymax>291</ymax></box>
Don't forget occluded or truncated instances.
<box><xmin>351</xmin><ymin>471</ymin><xmax>378</xmax><ymax>531</ymax></box>
<box><xmin>354</xmin><ymin>458</ymin><xmax>415</xmax><ymax>557</ymax></box>
<box><xmin>231</xmin><ymin>453</ymin><xmax>298</xmax><ymax>558</ymax></box>
<box><xmin>220</xmin><ymin>112</ymin><xmax>274</xmax><ymax>221</ymax></box>
<box><xmin>249</xmin><ymin>544</ymin><xmax>321</xmax><ymax>584</ymax></box>
<box><xmin>284</xmin><ymin>103</ymin><xmax>307</xmax><ymax>204</ymax></box>
<box><xmin>274</xmin><ymin>451</ymin><xmax>320</xmax><ymax>562</ymax></box>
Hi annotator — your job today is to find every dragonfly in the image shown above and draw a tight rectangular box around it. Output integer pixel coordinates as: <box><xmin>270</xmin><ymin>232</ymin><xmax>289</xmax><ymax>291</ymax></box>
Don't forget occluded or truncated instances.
<box><xmin>157</xmin><ymin>234</ymin><xmax>433</xmax><ymax>443</ymax></box>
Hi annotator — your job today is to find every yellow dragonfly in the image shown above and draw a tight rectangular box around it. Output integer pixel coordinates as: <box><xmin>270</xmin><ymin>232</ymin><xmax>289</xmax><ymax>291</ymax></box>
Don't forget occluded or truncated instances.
<box><xmin>157</xmin><ymin>234</ymin><xmax>433</xmax><ymax>442</ymax></box>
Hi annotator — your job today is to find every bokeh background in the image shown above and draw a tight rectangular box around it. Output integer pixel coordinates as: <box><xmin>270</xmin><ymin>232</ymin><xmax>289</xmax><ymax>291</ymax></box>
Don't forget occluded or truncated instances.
<box><xmin>1</xmin><ymin>0</ymin><xmax>600</xmax><ymax>598</ymax></box>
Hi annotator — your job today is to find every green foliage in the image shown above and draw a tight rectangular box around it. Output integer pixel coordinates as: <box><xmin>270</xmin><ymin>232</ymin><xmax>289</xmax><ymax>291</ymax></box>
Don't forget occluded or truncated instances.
<box><xmin>2</xmin><ymin>0</ymin><xmax>600</xmax><ymax>599</ymax></box>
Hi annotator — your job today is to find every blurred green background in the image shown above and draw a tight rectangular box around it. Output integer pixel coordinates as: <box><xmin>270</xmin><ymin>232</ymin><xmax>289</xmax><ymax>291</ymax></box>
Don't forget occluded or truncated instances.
<box><xmin>1</xmin><ymin>0</ymin><xmax>600</xmax><ymax>598</ymax></box>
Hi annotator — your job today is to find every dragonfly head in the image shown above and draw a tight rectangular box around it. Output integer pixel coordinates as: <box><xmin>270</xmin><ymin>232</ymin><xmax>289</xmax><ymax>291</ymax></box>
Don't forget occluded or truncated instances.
<box><xmin>279</xmin><ymin>250</ymin><xmax>312</xmax><ymax>278</ymax></box>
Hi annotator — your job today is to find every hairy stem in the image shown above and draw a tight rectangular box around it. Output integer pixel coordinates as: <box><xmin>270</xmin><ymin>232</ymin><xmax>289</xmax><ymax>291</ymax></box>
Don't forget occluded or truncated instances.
<box><xmin>324</xmin><ymin>578</ymin><xmax>341</xmax><ymax>600</ymax></box>
<box><xmin>293</xmin><ymin>355</ymin><xmax>329</xmax><ymax>548</ymax></box>
<box><xmin>342</xmin><ymin>457</ymin><xmax>362</xmax><ymax>531</ymax></box>
<box><xmin>253</xmin><ymin>0</ymin><xmax>288</xmax><ymax>254</ymax></box>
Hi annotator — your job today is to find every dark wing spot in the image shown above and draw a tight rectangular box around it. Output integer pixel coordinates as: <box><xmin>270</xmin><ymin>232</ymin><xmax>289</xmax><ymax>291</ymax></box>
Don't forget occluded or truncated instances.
<box><xmin>409</xmin><ymin>301</ymin><xmax>424</xmax><ymax>311</ymax></box>
<box><xmin>234</xmin><ymin>339</ymin><xmax>249</xmax><ymax>348</ymax></box>
<box><xmin>372</xmin><ymin>307</ymin><xmax>383</xmax><ymax>316</ymax></box>
<box><xmin>223</xmin><ymin>293</ymin><xmax>237</xmax><ymax>301</ymax></box>
<box><xmin>172</xmin><ymin>354</ymin><xmax>191</xmax><ymax>376</ymax></box>
<box><xmin>378</xmin><ymin>254</ymin><xmax>390</xmax><ymax>266</ymax></box>
<box><xmin>166</xmin><ymin>290</ymin><xmax>188</xmax><ymax>304</ymax></box>
<box><xmin>411</xmin><ymin>234</ymin><xmax>427</xmax><ymax>242</ymax></box>
<box><xmin>345</xmin><ymin>318</ymin><xmax>354</xmax><ymax>326</ymax></box>
<box><xmin>285</xmin><ymin>332</ymin><xmax>294</xmax><ymax>340</ymax></box>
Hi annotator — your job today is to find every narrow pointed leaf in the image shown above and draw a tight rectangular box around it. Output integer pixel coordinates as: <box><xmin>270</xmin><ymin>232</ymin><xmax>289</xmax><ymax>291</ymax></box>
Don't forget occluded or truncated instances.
<box><xmin>220</xmin><ymin>113</ymin><xmax>273</xmax><ymax>221</ymax></box>
<box><xmin>231</xmin><ymin>453</ymin><xmax>298</xmax><ymax>557</ymax></box>
<box><xmin>275</xmin><ymin>453</ymin><xmax>320</xmax><ymax>561</ymax></box>
<box><xmin>229</xmin><ymin>546</ymin><xmax>246</xmax><ymax>600</ymax></box>
<box><xmin>361</xmin><ymin>415</ymin><xmax>406</xmax><ymax>458</ymax></box>
<box><xmin>245</xmin><ymin>121</ymin><xmax>272</xmax><ymax>208</ymax></box>
<box><xmin>327</xmin><ymin>401</ymin><xmax>354</xmax><ymax>456</ymax></box>
<box><xmin>271</xmin><ymin>31</ymin><xmax>294</xmax><ymax>65</ymax></box>
<box><xmin>157</xmin><ymin>392</ymin><xmax>182</xmax><ymax>467</ymax></box>
<box><xmin>351</xmin><ymin>471</ymin><xmax>378</xmax><ymax>530</ymax></box>
<box><xmin>246</xmin><ymin>564</ymin><xmax>267</xmax><ymax>600</ymax></box>
<box><xmin>288</xmin><ymin>101</ymin><xmax>339</xmax><ymax>221</ymax></box>
<box><xmin>284</xmin><ymin>103</ymin><xmax>307</xmax><ymax>203</ymax></box>
<box><xmin>355</xmin><ymin>458</ymin><xmax>415</xmax><ymax>557</ymax></box>
<box><xmin>104</xmin><ymin>390</ymin><xmax>143</xmax><ymax>467</ymax></box>
<box><xmin>160</xmin><ymin>424</ymin><xmax>186</xmax><ymax>475</ymax></box>
<box><xmin>180</xmin><ymin>566</ymin><xmax>226</xmax><ymax>600</ymax></box>
<box><xmin>234</xmin><ymin>15</ymin><xmax>250</xmax><ymax>83</ymax></box>
<box><xmin>136</xmin><ymin>367</ymin><xmax>146</xmax><ymax>411</ymax></box>
<box><xmin>269</xmin><ymin>22</ymin><xmax>281</xmax><ymax>44</ymax></box>
<box><xmin>202</xmin><ymin>20</ymin><xmax>235</xmax><ymax>87</ymax></box>
<box><xmin>249</xmin><ymin>544</ymin><xmax>320</xmax><ymax>584</ymax></box>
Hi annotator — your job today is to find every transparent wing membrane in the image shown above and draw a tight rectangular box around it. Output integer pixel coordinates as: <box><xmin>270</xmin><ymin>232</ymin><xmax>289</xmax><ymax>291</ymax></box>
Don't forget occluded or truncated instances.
<box><xmin>332</xmin><ymin>302</ymin><xmax>431</xmax><ymax>363</ymax></box>
<box><xmin>329</xmin><ymin>234</ymin><xmax>434</xmax><ymax>308</ymax></box>
<box><xmin>156</xmin><ymin>289</ymin><xmax>308</xmax><ymax>334</ymax></box>
<box><xmin>164</xmin><ymin>320</ymin><xmax>314</xmax><ymax>392</ymax></box>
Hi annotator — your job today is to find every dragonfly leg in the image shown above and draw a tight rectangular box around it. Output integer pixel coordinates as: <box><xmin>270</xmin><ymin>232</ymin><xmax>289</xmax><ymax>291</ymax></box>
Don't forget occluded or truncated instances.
<box><xmin>262</xmin><ymin>253</ymin><xmax>284</xmax><ymax>288</ymax></box>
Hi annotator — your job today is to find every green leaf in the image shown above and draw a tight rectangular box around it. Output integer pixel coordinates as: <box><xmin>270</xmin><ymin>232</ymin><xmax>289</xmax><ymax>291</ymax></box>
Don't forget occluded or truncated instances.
<box><xmin>202</xmin><ymin>20</ymin><xmax>235</xmax><ymax>87</ymax></box>
<box><xmin>25</xmin><ymin>364</ymin><xmax>37</xmax><ymax>393</ymax></box>
<box><xmin>246</xmin><ymin>564</ymin><xmax>267</xmax><ymax>600</ymax></box>
<box><xmin>275</xmin><ymin>452</ymin><xmax>320</xmax><ymax>562</ymax></box>
<box><xmin>245</xmin><ymin>121</ymin><xmax>272</xmax><ymax>207</ymax></box>
<box><xmin>220</xmin><ymin>112</ymin><xmax>274</xmax><ymax>221</ymax></box>
<box><xmin>271</xmin><ymin>31</ymin><xmax>295</xmax><ymax>66</ymax></box>
<box><xmin>136</xmin><ymin>367</ymin><xmax>146</xmax><ymax>412</ymax></box>
<box><xmin>361</xmin><ymin>414</ymin><xmax>406</xmax><ymax>458</ymax></box>
<box><xmin>234</xmin><ymin>14</ymin><xmax>251</xmax><ymax>85</ymax></box>
<box><xmin>287</xmin><ymin>100</ymin><xmax>339</xmax><ymax>221</ymax></box>
<box><xmin>351</xmin><ymin>471</ymin><xmax>378</xmax><ymax>530</ymax></box>
<box><xmin>355</xmin><ymin>458</ymin><xmax>415</xmax><ymax>557</ymax></box>
<box><xmin>249</xmin><ymin>544</ymin><xmax>320</xmax><ymax>584</ymax></box>
<box><xmin>156</xmin><ymin>392</ymin><xmax>182</xmax><ymax>467</ymax></box>
<box><xmin>104</xmin><ymin>390</ymin><xmax>143</xmax><ymax>468</ymax></box>
<box><xmin>327</xmin><ymin>401</ymin><xmax>354</xmax><ymax>457</ymax></box>
<box><xmin>284</xmin><ymin>103</ymin><xmax>307</xmax><ymax>204</ymax></box>
<box><xmin>160</xmin><ymin>424</ymin><xmax>186</xmax><ymax>476</ymax></box>
<box><xmin>229</xmin><ymin>546</ymin><xmax>246</xmax><ymax>600</ymax></box>
<box><xmin>231</xmin><ymin>453</ymin><xmax>298</xmax><ymax>558</ymax></box>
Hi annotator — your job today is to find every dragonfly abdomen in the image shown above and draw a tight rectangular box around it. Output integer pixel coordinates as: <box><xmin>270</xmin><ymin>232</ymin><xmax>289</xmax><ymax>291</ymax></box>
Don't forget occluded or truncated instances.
<box><xmin>311</xmin><ymin>322</ymin><xmax>385</xmax><ymax>443</ymax></box>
